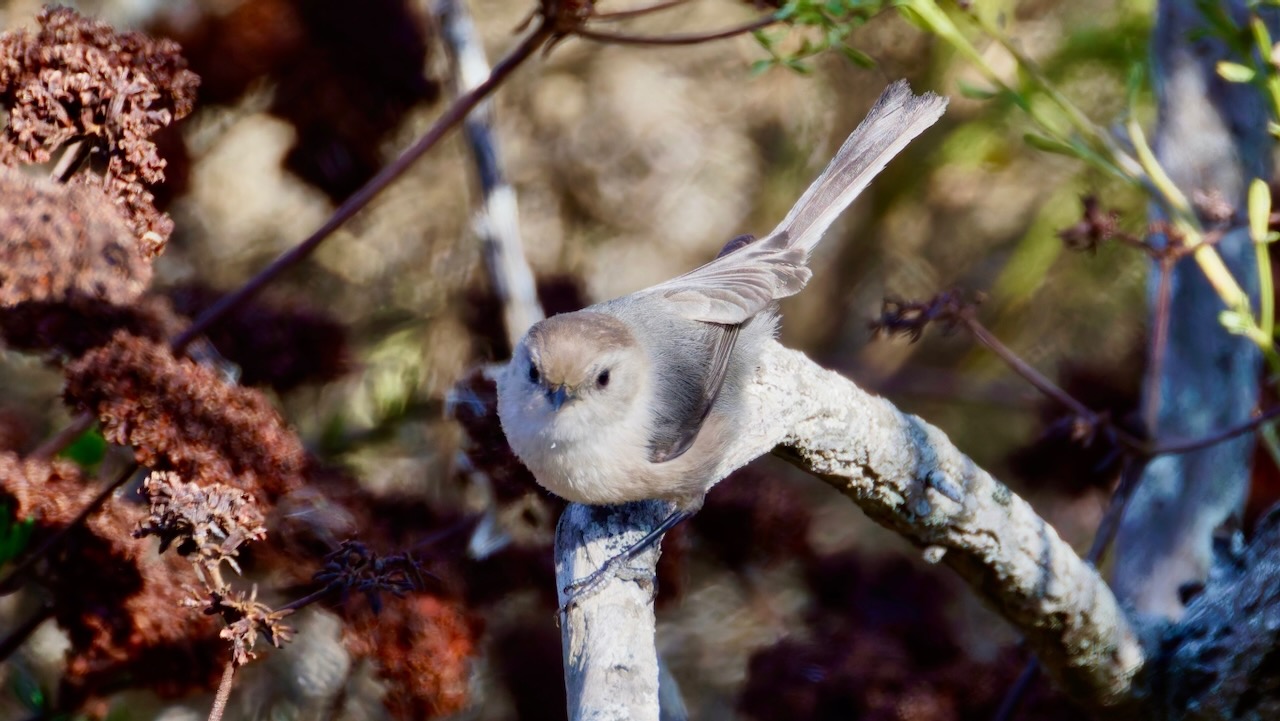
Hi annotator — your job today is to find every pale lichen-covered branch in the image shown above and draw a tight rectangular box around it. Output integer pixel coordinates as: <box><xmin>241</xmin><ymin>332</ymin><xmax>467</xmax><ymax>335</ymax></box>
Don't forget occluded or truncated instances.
<box><xmin>556</xmin><ymin>340</ymin><xmax>1148</xmax><ymax>720</ymax></box>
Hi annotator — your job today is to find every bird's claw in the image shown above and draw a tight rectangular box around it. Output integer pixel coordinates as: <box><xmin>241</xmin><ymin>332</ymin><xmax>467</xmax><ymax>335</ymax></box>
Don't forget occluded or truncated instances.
<box><xmin>556</xmin><ymin>552</ymin><xmax>654</xmax><ymax>618</ymax></box>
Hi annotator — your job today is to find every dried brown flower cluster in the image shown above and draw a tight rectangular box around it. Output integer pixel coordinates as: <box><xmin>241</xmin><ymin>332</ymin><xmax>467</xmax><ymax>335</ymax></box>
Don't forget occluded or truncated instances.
<box><xmin>0</xmin><ymin>454</ymin><xmax>224</xmax><ymax>708</ymax></box>
<box><xmin>0</xmin><ymin>450</ymin><xmax>90</xmax><ymax>522</ymax></box>
<box><xmin>0</xmin><ymin>165</ymin><xmax>150</xmax><ymax>307</ymax></box>
<box><xmin>343</xmin><ymin>593</ymin><xmax>477</xmax><ymax>718</ymax></box>
<box><xmin>868</xmin><ymin>290</ymin><xmax>974</xmax><ymax>343</ymax></box>
<box><xmin>136</xmin><ymin>471</ymin><xmax>267</xmax><ymax>576</ymax></box>
<box><xmin>0</xmin><ymin>292</ymin><xmax>183</xmax><ymax>358</ymax></box>
<box><xmin>195</xmin><ymin>587</ymin><xmax>295</xmax><ymax>666</ymax></box>
<box><xmin>63</xmin><ymin>332</ymin><xmax>308</xmax><ymax>500</ymax></box>
<box><xmin>0</xmin><ymin>6</ymin><xmax>199</xmax><ymax>253</ymax></box>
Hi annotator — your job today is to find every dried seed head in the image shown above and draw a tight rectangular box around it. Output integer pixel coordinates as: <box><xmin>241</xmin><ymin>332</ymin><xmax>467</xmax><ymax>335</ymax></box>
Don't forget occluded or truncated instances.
<box><xmin>63</xmin><ymin>331</ymin><xmax>308</xmax><ymax>501</ymax></box>
<box><xmin>0</xmin><ymin>165</ymin><xmax>150</xmax><ymax>307</ymax></box>
<box><xmin>136</xmin><ymin>471</ymin><xmax>267</xmax><ymax>571</ymax></box>
<box><xmin>0</xmin><ymin>7</ymin><xmax>200</xmax><ymax>254</ymax></box>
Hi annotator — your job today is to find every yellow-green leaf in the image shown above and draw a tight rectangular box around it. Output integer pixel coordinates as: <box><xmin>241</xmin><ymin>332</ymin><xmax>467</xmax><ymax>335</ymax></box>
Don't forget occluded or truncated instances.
<box><xmin>1250</xmin><ymin>178</ymin><xmax>1272</xmax><ymax>243</ymax></box>
<box><xmin>1217</xmin><ymin>61</ymin><xmax>1256</xmax><ymax>83</ymax></box>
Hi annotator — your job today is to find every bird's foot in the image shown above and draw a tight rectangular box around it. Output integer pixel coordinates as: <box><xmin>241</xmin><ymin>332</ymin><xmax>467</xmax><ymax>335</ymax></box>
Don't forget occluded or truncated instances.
<box><xmin>558</xmin><ymin>551</ymin><xmax>655</xmax><ymax>616</ymax></box>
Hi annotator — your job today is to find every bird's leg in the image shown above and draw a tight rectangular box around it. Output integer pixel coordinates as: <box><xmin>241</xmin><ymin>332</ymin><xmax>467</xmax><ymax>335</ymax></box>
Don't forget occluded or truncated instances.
<box><xmin>561</xmin><ymin>508</ymin><xmax>694</xmax><ymax>608</ymax></box>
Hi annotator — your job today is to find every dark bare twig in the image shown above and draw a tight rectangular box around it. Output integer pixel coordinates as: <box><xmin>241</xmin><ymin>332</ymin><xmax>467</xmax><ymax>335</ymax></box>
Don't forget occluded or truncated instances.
<box><xmin>1151</xmin><ymin>405</ymin><xmax>1280</xmax><ymax>456</ymax></box>
<box><xmin>1086</xmin><ymin>457</ymin><xmax>1148</xmax><ymax>564</ymax></box>
<box><xmin>991</xmin><ymin>658</ymin><xmax>1040</xmax><ymax>721</ymax></box>
<box><xmin>171</xmin><ymin>17</ymin><xmax>556</xmax><ymax>353</ymax></box>
<box><xmin>574</xmin><ymin>12</ymin><xmax>779</xmax><ymax>45</ymax></box>
<box><xmin>591</xmin><ymin>0</ymin><xmax>690</xmax><ymax>21</ymax></box>
<box><xmin>963</xmin><ymin>318</ymin><xmax>1105</xmax><ymax>427</ymax></box>
<box><xmin>28</xmin><ymin>412</ymin><xmax>94</xmax><ymax>461</ymax></box>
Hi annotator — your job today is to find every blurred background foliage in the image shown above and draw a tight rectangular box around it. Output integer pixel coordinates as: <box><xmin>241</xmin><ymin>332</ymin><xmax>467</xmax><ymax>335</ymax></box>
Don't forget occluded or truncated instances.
<box><xmin>0</xmin><ymin>0</ymin><xmax>1163</xmax><ymax>718</ymax></box>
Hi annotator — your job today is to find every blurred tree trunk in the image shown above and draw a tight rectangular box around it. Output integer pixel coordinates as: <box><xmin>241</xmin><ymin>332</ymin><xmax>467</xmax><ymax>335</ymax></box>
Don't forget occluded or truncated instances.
<box><xmin>1113</xmin><ymin>0</ymin><xmax>1274</xmax><ymax>620</ymax></box>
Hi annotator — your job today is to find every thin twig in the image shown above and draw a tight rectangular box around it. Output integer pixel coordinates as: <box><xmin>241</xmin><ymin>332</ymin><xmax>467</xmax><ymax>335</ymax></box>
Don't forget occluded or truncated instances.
<box><xmin>991</xmin><ymin>658</ymin><xmax>1040</xmax><ymax>721</ymax></box>
<box><xmin>27</xmin><ymin>412</ymin><xmax>94</xmax><ymax>461</ymax></box>
<box><xmin>574</xmin><ymin>13</ymin><xmax>779</xmax><ymax>45</ymax></box>
<box><xmin>50</xmin><ymin>140</ymin><xmax>88</xmax><ymax>183</ymax></box>
<box><xmin>171</xmin><ymin>18</ymin><xmax>555</xmax><ymax>353</ymax></box>
<box><xmin>957</xmin><ymin>307</ymin><xmax>1278</xmax><ymax>460</ymax></box>
<box><xmin>961</xmin><ymin>317</ymin><xmax>1095</xmax><ymax>419</ymax></box>
<box><xmin>0</xmin><ymin>463</ymin><xmax>139</xmax><ymax>594</ymax></box>
<box><xmin>275</xmin><ymin>584</ymin><xmax>337</xmax><ymax>615</ymax></box>
<box><xmin>207</xmin><ymin>659</ymin><xmax>236</xmax><ymax>721</ymax></box>
<box><xmin>591</xmin><ymin>0</ymin><xmax>690</xmax><ymax>21</ymax></box>
<box><xmin>1151</xmin><ymin>405</ymin><xmax>1280</xmax><ymax>456</ymax></box>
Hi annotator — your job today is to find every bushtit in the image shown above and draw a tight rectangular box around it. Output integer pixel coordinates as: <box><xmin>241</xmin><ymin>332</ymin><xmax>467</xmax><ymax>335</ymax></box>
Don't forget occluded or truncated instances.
<box><xmin>497</xmin><ymin>81</ymin><xmax>947</xmax><ymax>592</ymax></box>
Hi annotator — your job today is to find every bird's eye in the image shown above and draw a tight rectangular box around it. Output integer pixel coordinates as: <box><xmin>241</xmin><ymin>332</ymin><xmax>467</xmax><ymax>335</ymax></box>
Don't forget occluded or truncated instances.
<box><xmin>596</xmin><ymin>369</ymin><xmax>611</xmax><ymax>388</ymax></box>
<box><xmin>528</xmin><ymin>363</ymin><xmax>540</xmax><ymax>384</ymax></box>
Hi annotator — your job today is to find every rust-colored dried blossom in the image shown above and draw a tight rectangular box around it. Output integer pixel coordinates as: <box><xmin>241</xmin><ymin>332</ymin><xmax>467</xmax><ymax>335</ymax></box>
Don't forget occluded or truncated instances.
<box><xmin>343</xmin><ymin>593</ymin><xmax>477</xmax><ymax>719</ymax></box>
<box><xmin>60</xmin><ymin>500</ymin><xmax>224</xmax><ymax>706</ymax></box>
<box><xmin>0</xmin><ymin>450</ymin><xmax>90</xmax><ymax>523</ymax></box>
<box><xmin>135</xmin><ymin>471</ymin><xmax>267</xmax><ymax>576</ymax></box>
<box><xmin>0</xmin><ymin>453</ymin><xmax>223</xmax><ymax>706</ymax></box>
<box><xmin>0</xmin><ymin>165</ymin><xmax>150</xmax><ymax>307</ymax></box>
<box><xmin>0</xmin><ymin>7</ymin><xmax>200</xmax><ymax>254</ymax></box>
<box><xmin>0</xmin><ymin>293</ymin><xmax>183</xmax><ymax>359</ymax></box>
<box><xmin>63</xmin><ymin>331</ymin><xmax>307</xmax><ymax>500</ymax></box>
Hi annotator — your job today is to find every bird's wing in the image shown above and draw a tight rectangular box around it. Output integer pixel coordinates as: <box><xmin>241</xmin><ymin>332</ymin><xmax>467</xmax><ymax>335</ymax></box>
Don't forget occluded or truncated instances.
<box><xmin>642</xmin><ymin>80</ymin><xmax>948</xmax><ymax>325</ymax></box>
<box><xmin>647</xmin><ymin>322</ymin><xmax>740</xmax><ymax>463</ymax></box>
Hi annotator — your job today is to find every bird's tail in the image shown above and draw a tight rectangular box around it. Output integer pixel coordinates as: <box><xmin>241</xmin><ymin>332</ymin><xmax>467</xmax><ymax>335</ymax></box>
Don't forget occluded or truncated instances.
<box><xmin>773</xmin><ymin>80</ymin><xmax>948</xmax><ymax>254</ymax></box>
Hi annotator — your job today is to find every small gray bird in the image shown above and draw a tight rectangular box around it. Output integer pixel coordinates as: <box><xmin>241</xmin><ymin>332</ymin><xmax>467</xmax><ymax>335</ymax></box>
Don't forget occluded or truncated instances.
<box><xmin>497</xmin><ymin>81</ymin><xmax>947</xmax><ymax>588</ymax></box>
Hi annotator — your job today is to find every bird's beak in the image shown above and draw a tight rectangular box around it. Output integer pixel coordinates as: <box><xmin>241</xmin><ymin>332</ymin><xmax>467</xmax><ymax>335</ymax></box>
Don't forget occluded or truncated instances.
<box><xmin>546</xmin><ymin>385</ymin><xmax>571</xmax><ymax>411</ymax></box>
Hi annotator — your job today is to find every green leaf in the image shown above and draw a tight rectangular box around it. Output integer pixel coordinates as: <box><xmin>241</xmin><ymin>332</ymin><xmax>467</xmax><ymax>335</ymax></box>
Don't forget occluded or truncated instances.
<box><xmin>1220</xmin><ymin>308</ymin><xmax>1254</xmax><ymax>335</ymax></box>
<box><xmin>1126</xmin><ymin>62</ymin><xmax>1145</xmax><ymax>106</ymax></box>
<box><xmin>1217</xmin><ymin>60</ymin><xmax>1257</xmax><ymax>83</ymax></box>
<box><xmin>59</xmin><ymin>428</ymin><xmax>106</xmax><ymax>469</ymax></box>
<box><xmin>839</xmin><ymin>44</ymin><xmax>877</xmax><ymax>68</ymax></box>
<box><xmin>1250</xmin><ymin>177</ymin><xmax>1272</xmax><ymax>243</ymax></box>
<box><xmin>9</xmin><ymin>669</ymin><xmax>48</xmax><ymax>712</ymax></box>
<box><xmin>784</xmin><ymin>56</ymin><xmax>814</xmax><ymax>74</ymax></box>
<box><xmin>0</xmin><ymin>504</ymin><xmax>34</xmax><ymax>567</ymax></box>
<box><xmin>1022</xmin><ymin>132</ymin><xmax>1081</xmax><ymax>157</ymax></box>
<box><xmin>957</xmin><ymin>79</ymin><xmax>999</xmax><ymax>100</ymax></box>
<box><xmin>750</xmin><ymin>59</ymin><xmax>775</xmax><ymax>76</ymax></box>
<box><xmin>1252</xmin><ymin>14</ymin><xmax>1274</xmax><ymax>54</ymax></box>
